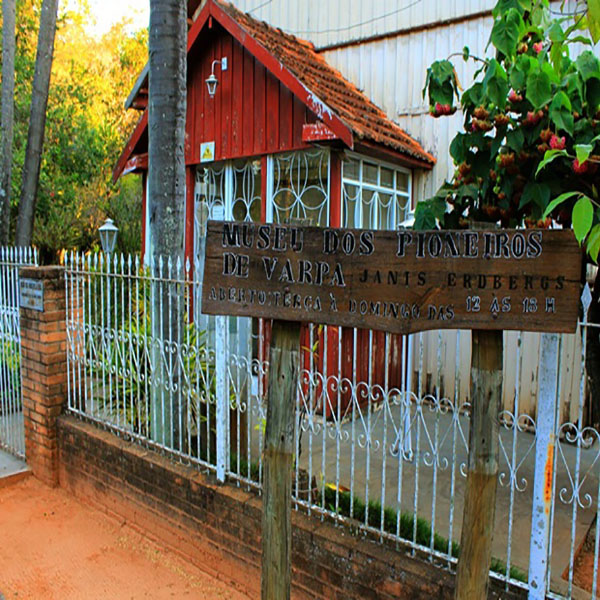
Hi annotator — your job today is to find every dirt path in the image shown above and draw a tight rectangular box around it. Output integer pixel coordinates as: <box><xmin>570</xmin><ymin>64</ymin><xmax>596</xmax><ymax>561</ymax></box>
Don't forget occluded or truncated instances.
<box><xmin>0</xmin><ymin>477</ymin><xmax>249</xmax><ymax>600</ymax></box>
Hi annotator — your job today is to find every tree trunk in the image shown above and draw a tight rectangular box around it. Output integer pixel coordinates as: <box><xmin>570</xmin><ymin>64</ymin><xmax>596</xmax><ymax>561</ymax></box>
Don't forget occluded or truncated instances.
<box><xmin>148</xmin><ymin>0</ymin><xmax>187</xmax><ymax>449</ymax></box>
<box><xmin>15</xmin><ymin>0</ymin><xmax>58</xmax><ymax>247</ymax></box>
<box><xmin>0</xmin><ymin>0</ymin><xmax>16</xmax><ymax>244</ymax></box>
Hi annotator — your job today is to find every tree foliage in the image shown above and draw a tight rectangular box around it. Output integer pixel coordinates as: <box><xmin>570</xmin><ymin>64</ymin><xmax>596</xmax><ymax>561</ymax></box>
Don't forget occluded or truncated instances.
<box><xmin>420</xmin><ymin>0</ymin><xmax>600</xmax><ymax>261</ymax></box>
<box><xmin>2</xmin><ymin>0</ymin><xmax>147</xmax><ymax>260</ymax></box>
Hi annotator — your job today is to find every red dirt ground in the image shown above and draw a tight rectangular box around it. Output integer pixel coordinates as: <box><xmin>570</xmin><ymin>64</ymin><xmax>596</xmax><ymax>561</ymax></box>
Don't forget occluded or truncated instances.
<box><xmin>0</xmin><ymin>477</ymin><xmax>250</xmax><ymax>600</ymax></box>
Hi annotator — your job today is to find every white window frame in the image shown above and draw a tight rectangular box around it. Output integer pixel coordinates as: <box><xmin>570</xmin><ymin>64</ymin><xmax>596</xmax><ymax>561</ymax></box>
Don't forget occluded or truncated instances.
<box><xmin>341</xmin><ymin>151</ymin><xmax>413</xmax><ymax>230</ymax></box>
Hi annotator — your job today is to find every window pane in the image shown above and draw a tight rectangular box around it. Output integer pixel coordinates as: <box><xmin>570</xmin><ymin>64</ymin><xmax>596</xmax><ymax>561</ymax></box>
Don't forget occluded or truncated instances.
<box><xmin>380</xmin><ymin>166</ymin><xmax>394</xmax><ymax>189</ymax></box>
<box><xmin>378</xmin><ymin>192</ymin><xmax>394</xmax><ymax>229</ymax></box>
<box><xmin>396</xmin><ymin>171</ymin><xmax>409</xmax><ymax>192</ymax></box>
<box><xmin>343</xmin><ymin>157</ymin><xmax>360</xmax><ymax>181</ymax></box>
<box><xmin>396</xmin><ymin>195</ymin><xmax>410</xmax><ymax>223</ymax></box>
<box><xmin>363</xmin><ymin>162</ymin><xmax>378</xmax><ymax>185</ymax></box>
<box><xmin>232</xmin><ymin>159</ymin><xmax>261</xmax><ymax>222</ymax></box>
<box><xmin>361</xmin><ymin>189</ymin><xmax>377</xmax><ymax>229</ymax></box>
<box><xmin>272</xmin><ymin>150</ymin><xmax>329</xmax><ymax>226</ymax></box>
<box><xmin>343</xmin><ymin>183</ymin><xmax>359</xmax><ymax>228</ymax></box>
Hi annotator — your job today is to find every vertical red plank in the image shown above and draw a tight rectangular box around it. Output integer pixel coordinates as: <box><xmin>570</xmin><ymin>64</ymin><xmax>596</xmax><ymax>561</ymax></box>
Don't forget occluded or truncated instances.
<box><xmin>254</xmin><ymin>61</ymin><xmax>266</xmax><ymax>155</ymax></box>
<box><xmin>291</xmin><ymin>97</ymin><xmax>305</xmax><ymax>148</ymax></box>
<box><xmin>329</xmin><ymin>151</ymin><xmax>342</xmax><ymax>228</ymax></box>
<box><xmin>278</xmin><ymin>85</ymin><xmax>293</xmax><ymax>151</ymax></box>
<box><xmin>230</xmin><ymin>38</ymin><xmax>243</xmax><ymax>158</ymax></box>
<box><xmin>266</xmin><ymin>73</ymin><xmax>279</xmax><ymax>151</ymax></box>
<box><xmin>141</xmin><ymin>171</ymin><xmax>147</xmax><ymax>260</ymax></box>
<box><xmin>242</xmin><ymin>47</ymin><xmax>254</xmax><ymax>156</ymax></box>
<box><xmin>220</xmin><ymin>33</ymin><xmax>233</xmax><ymax>159</ymax></box>
<box><xmin>214</xmin><ymin>35</ymin><xmax>223</xmax><ymax>161</ymax></box>
<box><xmin>184</xmin><ymin>166</ymin><xmax>195</xmax><ymax>265</ymax></box>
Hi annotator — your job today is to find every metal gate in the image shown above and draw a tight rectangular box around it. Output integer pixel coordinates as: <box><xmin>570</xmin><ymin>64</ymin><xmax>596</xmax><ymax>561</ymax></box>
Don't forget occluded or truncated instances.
<box><xmin>0</xmin><ymin>247</ymin><xmax>37</xmax><ymax>458</ymax></box>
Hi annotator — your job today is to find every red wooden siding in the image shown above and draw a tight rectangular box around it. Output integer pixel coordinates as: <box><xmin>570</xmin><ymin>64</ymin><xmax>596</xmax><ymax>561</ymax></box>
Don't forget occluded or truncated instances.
<box><xmin>186</xmin><ymin>25</ymin><xmax>316</xmax><ymax>165</ymax></box>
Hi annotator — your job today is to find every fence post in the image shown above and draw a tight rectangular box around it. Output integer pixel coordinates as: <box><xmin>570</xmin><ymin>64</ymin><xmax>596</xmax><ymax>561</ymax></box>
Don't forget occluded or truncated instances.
<box><xmin>215</xmin><ymin>314</ymin><xmax>229</xmax><ymax>482</ymax></box>
<box><xmin>528</xmin><ymin>332</ymin><xmax>560</xmax><ymax>599</ymax></box>
<box><xmin>19</xmin><ymin>266</ymin><xmax>67</xmax><ymax>487</ymax></box>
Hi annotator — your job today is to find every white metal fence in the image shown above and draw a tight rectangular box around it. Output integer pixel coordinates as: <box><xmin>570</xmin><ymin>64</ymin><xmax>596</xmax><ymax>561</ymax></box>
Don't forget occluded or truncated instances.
<box><xmin>65</xmin><ymin>252</ymin><xmax>600</xmax><ymax>599</ymax></box>
<box><xmin>0</xmin><ymin>247</ymin><xmax>38</xmax><ymax>458</ymax></box>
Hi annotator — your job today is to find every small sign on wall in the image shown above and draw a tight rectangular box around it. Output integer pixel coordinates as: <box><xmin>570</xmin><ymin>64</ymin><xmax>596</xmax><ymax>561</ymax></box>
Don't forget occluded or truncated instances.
<box><xmin>20</xmin><ymin>278</ymin><xmax>44</xmax><ymax>311</ymax></box>
<box><xmin>200</xmin><ymin>141</ymin><xmax>215</xmax><ymax>163</ymax></box>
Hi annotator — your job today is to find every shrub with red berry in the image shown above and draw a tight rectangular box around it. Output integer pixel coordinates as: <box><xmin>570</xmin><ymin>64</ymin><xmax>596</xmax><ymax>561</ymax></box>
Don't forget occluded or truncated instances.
<box><xmin>419</xmin><ymin>0</ymin><xmax>600</xmax><ymax>261</ymax></box>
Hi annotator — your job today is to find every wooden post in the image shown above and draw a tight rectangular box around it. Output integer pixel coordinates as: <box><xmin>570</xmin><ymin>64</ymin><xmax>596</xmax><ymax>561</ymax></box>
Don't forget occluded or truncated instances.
<box><xmin>261</xmin><ymin>319</ymin><xmax>301</xmax><ymax>600</ymax></box>
<box><xmin>455</xmin><ymin>328</ymin><xmax>503</xmax><ymax>600</ymax></box>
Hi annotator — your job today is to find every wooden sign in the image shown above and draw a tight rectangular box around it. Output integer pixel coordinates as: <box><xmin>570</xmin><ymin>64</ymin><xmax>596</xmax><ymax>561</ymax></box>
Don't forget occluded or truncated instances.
<box><xmin>201</xmin><ymin>221</ymin><xmax>582</xmax><ymax>334</ymax></box>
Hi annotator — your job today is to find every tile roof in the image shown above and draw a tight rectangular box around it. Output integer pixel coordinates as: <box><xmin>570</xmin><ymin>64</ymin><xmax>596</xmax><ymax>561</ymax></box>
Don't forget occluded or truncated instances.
<box><xmin>217</xmin><ymin>1</ymin><xmax>435</xmax><ymax>166</ymax></box>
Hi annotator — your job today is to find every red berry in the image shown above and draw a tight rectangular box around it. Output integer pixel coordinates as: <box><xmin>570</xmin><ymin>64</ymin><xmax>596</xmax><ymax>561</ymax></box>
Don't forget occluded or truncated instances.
<box><xmin>573</xmin><ymin>159</ymin><xmax>589</xmax><ymax>174</ymax></box>
<box><xmin>508</xmin><ymin>90</ymin><xmax>523</xmax><ymax>103</ymax></box>
<box><xmin>549</xmin><ymin>135</ymin><xmax>566</xmax><ymax>150</ymax></box>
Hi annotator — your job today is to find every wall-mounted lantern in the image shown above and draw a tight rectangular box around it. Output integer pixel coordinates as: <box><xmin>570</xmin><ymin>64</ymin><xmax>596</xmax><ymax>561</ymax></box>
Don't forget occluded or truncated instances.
<box><xmin>99</xmin><ymin>218</ymin><xmax>118</xmax><ymax>254</ymax></box>
<box><xmin>205</xmin><ymin>57</ymin><xmax>228</xmax><ymax>97</ymax></box>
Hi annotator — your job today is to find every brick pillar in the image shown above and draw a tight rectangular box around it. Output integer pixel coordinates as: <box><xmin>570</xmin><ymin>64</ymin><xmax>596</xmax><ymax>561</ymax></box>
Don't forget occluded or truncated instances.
<box><xmin>19</xmin><ymin>266</ymin><xmax>67</xmax><ymax>487</ymax></box>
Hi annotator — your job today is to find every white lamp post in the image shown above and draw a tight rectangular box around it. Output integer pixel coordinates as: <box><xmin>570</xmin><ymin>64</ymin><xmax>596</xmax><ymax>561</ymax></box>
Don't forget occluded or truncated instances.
<box><xmin>99</xmin><ymin>218</ymin><xmax>118</xmax><ymax>254</ymax></box>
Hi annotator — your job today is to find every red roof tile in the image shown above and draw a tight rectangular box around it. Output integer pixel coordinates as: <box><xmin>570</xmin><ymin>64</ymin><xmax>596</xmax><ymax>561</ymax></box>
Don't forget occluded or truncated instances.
<box><xmin>216</xmin><ymin>1</ymin><xmax>435</xmax><ymax>166</ymax></box>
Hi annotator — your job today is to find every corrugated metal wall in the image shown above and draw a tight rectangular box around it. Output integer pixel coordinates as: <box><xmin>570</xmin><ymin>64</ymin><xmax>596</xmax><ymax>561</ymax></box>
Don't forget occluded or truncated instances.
<box><xmin>232</xmin><ymin>0</ymin><xmax>495</xmax><ymax>49</ymax></box>
<box><xmin>226</xmin><ymin>0</ymin><xmax>592</xmax><ymax>423</ymax></box>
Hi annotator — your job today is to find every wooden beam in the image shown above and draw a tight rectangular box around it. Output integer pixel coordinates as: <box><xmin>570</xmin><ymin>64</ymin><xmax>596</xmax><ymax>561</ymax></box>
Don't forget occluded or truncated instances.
<box><xmin>261</xmin><ymin>318</ymin><xmax>301</xmax><ymax>600</ymax></box>
<box><xmin>455</xmin><ymin>328</ymin><xmax>503</xmax><ymax>599</ymax></box>
<box><xmin>302</xmin><ymin>122</ymin><xmax>340</xmax><ymax>144</ymax></box>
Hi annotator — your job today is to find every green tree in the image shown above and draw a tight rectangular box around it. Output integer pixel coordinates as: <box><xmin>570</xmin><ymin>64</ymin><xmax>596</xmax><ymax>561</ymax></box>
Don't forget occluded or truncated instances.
<box><xmin>421</xmin><ymin>2</ymin><xmax>599</xmax><ymax>596</ymax></box>
<box><xmin>421</xmin><ymin>1</ymin><xmax>600</xmax><ymax>255</ymax></box>
<box><xmin>3</xmin><ymin>0</ymin><xmax>147</xmax><ymax>259</ymax></box>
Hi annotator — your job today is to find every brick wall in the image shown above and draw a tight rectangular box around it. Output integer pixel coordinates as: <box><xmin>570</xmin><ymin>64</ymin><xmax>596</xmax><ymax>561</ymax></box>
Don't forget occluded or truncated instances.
<box><xmin>20</xmin><ymin>266</ymin><xmax>67</xmax><ymax>486</ymax></box>
<box><xmin>57</xmin><ymin>416</ymin><xmax>525</xmax><ymax>600</ymax></box>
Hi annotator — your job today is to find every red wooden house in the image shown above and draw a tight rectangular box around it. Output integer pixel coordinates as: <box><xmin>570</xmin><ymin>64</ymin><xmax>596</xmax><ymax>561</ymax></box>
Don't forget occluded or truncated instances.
<box><xmin>114</xmin><ymin>0</ymin><xmax>436</xmax><ymax>415</ymax></box>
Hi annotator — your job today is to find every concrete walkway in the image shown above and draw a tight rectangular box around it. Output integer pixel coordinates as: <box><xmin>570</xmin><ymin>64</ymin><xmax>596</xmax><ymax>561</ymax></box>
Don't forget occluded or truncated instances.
<box><xmin>0</xmin><ymin>448</ymin><xmax>29</xmax><ymax>487</ymax></box>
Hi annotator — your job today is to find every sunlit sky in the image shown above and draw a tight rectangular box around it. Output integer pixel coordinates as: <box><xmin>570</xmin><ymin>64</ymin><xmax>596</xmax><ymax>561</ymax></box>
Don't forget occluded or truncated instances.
<box><xmin>62</xmin><ymin>0</ymin><xmax>149</xmax><ymax>36</ymax></box>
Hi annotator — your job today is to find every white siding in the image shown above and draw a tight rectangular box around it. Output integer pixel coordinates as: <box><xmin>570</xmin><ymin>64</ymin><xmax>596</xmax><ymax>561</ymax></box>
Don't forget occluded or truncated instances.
<box><xmin>322</xmin><ymin>13</ymin><xmax>494</xmax><ymax>200</ymax></box>
<box><xmin>232</xmin><ymin>0</ymin><xmax>495</xmax><ymax>48</ymax></box>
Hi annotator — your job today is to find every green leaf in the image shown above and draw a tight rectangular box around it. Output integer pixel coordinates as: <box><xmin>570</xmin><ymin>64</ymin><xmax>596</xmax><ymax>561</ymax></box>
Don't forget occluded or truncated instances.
<box><xmin>450</xmin><ymin>134</ymin><xmax>468</xmax><ymax>163</ymax></box>
<box><xmin>576</xmin><ymin>51</ymin><xmax>600</xmax><ymax>81</ymax></box>
<box><xmin>462</xmin><ymin>46</ymin><xmax>470</xmax><ymax>61</ymax></box>
<box><xmin>588</xmin><ymin>0</ymin><xmax>600</xmax><ymax>44</ymax></box>
<box><xmin>414</xmin><ymin>201</ymin><xmax>439</xmax><ymax>230</ymax></box>
<box><xmin>542</xmin><ymin>191</ymin><xmax>581</xmax><ymax>218</ymax></box>
<box><xmin>491</xmin><ymin>9</ymin><xmax>524</xmax><ymax>56</ymax></box>
<box><xmin>586</xmin><ymin>77</ymin><xmax>600</xmax><ymax>112</ymax></box>
<box><xmin>483</xmin><ymin>59</ymin><xmax>509</xmax><ymax>107</ymax></box>
<box><xmin>547</xmin><ymin>22</ymin><xmax>565</xmax><ymax>42</ymax></box>
<box><xmin>520</xmin><ymin>182</ymin><xmax>551</xmax><ymax>210</ymax></box>
<box><xmin>506</xmin><ymin>128</ymin><xmax>524</xmax><ymax>151</ymax></box>
<box><xmin>586</xmin><ymin>224</ymin><xmax>600</xmax><ymax>262</ymax></box>
<box><xmin>536</xmin><ymin>149</ymin><xmax>568</xmax><ymax>176</ymax></box>
<box><xmin>549</xmin><ymin>91</ymin><xmax>574</xmax><ymax>135</ymax></box>
<box><xmin>573</xmin><ymin>196</ymin><xmax>594</xmax><ymax>243</ymax></box>
<box><xmin>492</xmin><ymin>0</ymin><xmax>527</xmax><ymax>18</ymax></box>
<box><xmin>526</xmin><ymin>67</ymin><xmax>552</xmax><ymax>108</ymax></box>
<box><xmin>575</xmin><ymin>144</ymin><xmax>593</xmax><ymax>164</ymax></box>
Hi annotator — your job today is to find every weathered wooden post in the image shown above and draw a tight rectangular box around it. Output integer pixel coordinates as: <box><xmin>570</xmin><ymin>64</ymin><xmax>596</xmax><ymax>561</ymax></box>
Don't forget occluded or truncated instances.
<box><xmin>201</xmin><ymin>220</ymin><xmax>581</xmax><ymax>599</ymax></box>
<box><xmin>260</xmin><ymin>319</ymin><xmax>301</xmax><ymax>599</ymax></box>
<box><xmin>455</xmin><ymin>328</ymin><xmax>503</xmax><ymax>599</ymax></box>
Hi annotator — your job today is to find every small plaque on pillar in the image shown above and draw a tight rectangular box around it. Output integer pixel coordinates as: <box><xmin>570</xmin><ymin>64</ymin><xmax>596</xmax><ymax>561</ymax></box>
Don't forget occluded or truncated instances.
<box><xmin>20</xmin><ymin>278</ymin><xmax>44</xmax><ymax>311</ymax></box>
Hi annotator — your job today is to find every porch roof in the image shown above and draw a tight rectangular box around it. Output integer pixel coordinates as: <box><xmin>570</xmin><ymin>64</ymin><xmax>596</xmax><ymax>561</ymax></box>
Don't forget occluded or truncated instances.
<box><xmin>113</xmin><ymin>0</ymin><xmax>435</xmax><ymax>182</ymax></box>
